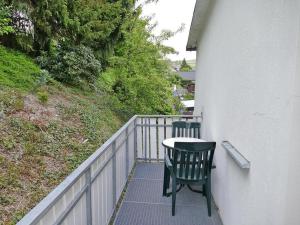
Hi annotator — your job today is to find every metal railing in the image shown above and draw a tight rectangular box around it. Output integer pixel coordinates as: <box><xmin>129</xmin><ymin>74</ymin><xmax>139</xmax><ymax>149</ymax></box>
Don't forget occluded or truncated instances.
<box><xmin>136</xmin><ymin>115</ymin><xmax>201</xmax><ymax>162</ymax></box>
<box><xmin>17</xmin><ymin>115</ymin><xmax>201</xmax><ymax>225</ymax></box>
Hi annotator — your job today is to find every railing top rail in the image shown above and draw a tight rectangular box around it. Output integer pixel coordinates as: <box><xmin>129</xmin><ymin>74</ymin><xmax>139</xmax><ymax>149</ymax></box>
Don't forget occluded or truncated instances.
<box><xmin>136</xmin><ymin>115</ymin><xmax>202</xmax><ymax>118</ymax></box>
<box><xmin>17</xmin><ymin>115</ymin><xmax>137</xmax><ymax>225</ymax></box>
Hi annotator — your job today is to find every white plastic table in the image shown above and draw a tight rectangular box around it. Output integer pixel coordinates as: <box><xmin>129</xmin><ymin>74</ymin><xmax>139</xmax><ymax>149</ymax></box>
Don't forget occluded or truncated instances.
<box><xmin>162</xmin><ymin>137</ymin><xmax>206</xmax><ymax>149</ymax></box>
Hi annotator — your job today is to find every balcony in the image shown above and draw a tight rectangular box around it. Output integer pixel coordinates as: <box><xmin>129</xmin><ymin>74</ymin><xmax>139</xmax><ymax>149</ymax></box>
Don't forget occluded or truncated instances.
<box><xmin>17</xmin><ymin>115</ymin><xmax>222</xmax><ymax>225</ymax></box>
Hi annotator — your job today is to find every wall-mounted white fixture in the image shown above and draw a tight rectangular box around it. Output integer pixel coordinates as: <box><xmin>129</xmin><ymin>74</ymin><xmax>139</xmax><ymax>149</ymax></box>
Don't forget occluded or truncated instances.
<box><xmin>221</xmin><ymin>141</ymin><xmax>250</xmax><ymax>169</ymax></box>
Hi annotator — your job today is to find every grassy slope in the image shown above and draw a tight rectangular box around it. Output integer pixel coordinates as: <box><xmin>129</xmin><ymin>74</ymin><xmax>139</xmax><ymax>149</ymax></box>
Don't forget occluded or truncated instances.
<box><xmin>0</xmin><ymin>46</ymin><xmax>123</xmax><ymax>224</ymax></box>
<box><xmin>0</xmin><ymin>46</ymin><xmax>40</xmax><ymax>91</ymax></box>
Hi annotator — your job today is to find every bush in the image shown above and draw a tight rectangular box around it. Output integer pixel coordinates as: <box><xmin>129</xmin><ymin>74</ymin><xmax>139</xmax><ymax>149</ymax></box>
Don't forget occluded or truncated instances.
<box><xmin>0</xmin><ymin>3</ymin><xmax>14</xmax><ymax>36</ymax></box>
<box><xmin>36</xmin><ymin>90</ymin><xmax>48</xmax><ymax>104</ymax></box>
<box><xmin>37</xmin><ymin>44</ymin><xmax>102</xmax><ymax>86</ymax></box>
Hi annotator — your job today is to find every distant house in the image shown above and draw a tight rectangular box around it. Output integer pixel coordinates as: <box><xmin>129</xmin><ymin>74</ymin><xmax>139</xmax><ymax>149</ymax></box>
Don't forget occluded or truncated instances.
<box><xmin>178</xmin><ymin>71</ymin><xmax>196</xmax><ymax>93</ymax></box>
<box><xmin>181</xmin><ymin>100</ymin><xmax>195</xmax><ymax>115</ymax></box>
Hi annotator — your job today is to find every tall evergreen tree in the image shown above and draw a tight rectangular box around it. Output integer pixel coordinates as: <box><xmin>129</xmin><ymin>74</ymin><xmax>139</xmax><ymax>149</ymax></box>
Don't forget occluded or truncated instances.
<box><xmin>179</xmin><ymin>58</ymin><xmax>192</xmax><ymax>72</ymax></box>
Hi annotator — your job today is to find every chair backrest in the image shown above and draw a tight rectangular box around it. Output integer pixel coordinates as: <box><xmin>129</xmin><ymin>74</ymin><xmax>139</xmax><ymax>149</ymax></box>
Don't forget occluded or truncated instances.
<box><xmin>172</xmin><ymin>121</ymin><xmax>201</xmax><ymax>138</ymax></box>
<box><xmin>173</xmin><ymin>142</ymin><xmax>216</xmax><ymax>181</ymax></box>
<box><xmin>189</xmin><ymin>122</ymin><xmax>201</xmax><ymax>139</ymax></box>
<box><xmin>172</xmin><ymin>121</ymin><xmax>188</xmax><ymax>137</ymax></box>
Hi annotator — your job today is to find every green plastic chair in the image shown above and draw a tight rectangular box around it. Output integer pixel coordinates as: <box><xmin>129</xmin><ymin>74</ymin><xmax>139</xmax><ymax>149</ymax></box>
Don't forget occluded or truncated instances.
<box><xmin>164</xmin><ymin>142</ymin><xmax>216</xmax><ymax>216</ymax></box>
<box><xmin>163</xmin><ymin>121</ymin><xmax>202</xmax><ymax>196</ymax></box>
<box><xmin>189</xmin><ymin>122</ymin><xmax>201</xmax><ymax>139</ymax></box>
<box><xmin>171</xmin><ymin>121</ymin><xmax>201</xmax><ymax>138</ymax></box>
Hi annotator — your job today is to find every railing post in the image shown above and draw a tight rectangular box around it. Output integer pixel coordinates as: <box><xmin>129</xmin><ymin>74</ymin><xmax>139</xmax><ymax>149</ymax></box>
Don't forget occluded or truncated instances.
<box><xmin>125</xmin><ymin>127</ymin><xmax>129</xmax><ymax>176</ymax></box>
<box><xmin>163</xmin><ymin>117</ymin><xmax>166</xmax><ymax>154</ymax></box>
<box><xmin>86</xmin><ymin>168</ymin><xmax>92</xmax><ymax>225</ymax></box>
<box><xmin>134</xmin><ymin>118</ymin><xmax>137</xmax><ymax>161</ymax></box>
<box><xmin>141</xmin><ymin>117</ymin><xmax>144</xmax><ymax>159</ymax></box>
<box><xmin>156</xmin><ymin>118</ymin><xmax>159</xmax><ymax>161</ymax></box>
<box><xmin>145</xmin><ymin>118</ymin><xmax>148</xmax><ymax>161</ymax></box>
<box><xmin>112</xmin><ymin>141</ymin><xmax>116</xmax><ymax>205</ymax></box>
<box><xmin>148</xmin><ymin>118</ymin><xmax>151</xmax><ymax>161</ymax></box>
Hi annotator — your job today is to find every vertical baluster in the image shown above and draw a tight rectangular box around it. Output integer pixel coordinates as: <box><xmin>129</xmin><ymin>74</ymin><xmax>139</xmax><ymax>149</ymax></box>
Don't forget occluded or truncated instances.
<box><xmin>86</xmin><ymin>168</ymin><xmax>92</xmax><ymax>225</ymax></box>
<box><xmin>145</xmin><ymin>118</ymin><xmax>148</xmax><ymax>161</ymax></box>
<box><xmin>112</xmin><ymin>141</ymin><xmax>116</xmax><ymax>205</ymax></box>
<box><xmin>134</xmin><ymin>118</ymin><xmax>137</xmax><ymax>161</ymax></box>
<box><xmin>148</xmin><ymin>118</ymin><xmax>151</xmax><ymax>161</ymax></box>
<box><xmin>164</xmin><ymin>117</ymin><xmax>166</xmax><ymax>139</ymax></box>
<box><xmin>141</xmin><ymin>118</ymin><xmax>144</xmax><ymax>160</ymax></box>
<box><xmin>156</xmin><ymin>118</ymin><xmax>159</xmax><ymax>161</ymax></box>
<box><xmin>125</xmin><ymin>127</ymin><xmax>129</xmax><ymax>177</ymax></box>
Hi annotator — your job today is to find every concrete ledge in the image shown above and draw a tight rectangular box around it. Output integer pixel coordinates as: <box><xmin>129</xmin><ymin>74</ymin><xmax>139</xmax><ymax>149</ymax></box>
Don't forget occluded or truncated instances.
<box><xmin>221</xmin><ymin>141</ymin><xmax>250</xmax><ymax>169</ymax></box>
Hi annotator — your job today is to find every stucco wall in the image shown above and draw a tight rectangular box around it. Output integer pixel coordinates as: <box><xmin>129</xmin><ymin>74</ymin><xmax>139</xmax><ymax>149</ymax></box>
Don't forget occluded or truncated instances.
<box><xmin>193</xmin><ymin>1</ymin><xmax>300</xmax><ymax>225</ymax></box>
<box><xmin>284</xmin><ymin>17</ymin><xmax>300</xmax><ymax>224</ymax></box>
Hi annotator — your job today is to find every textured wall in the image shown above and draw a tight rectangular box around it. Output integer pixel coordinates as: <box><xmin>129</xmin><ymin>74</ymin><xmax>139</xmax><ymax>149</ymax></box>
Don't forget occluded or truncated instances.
<box><xmin>193</xmin><ymin>1</ymin><xmax>300</xmax><ymax>225</ymax></box>
<box><xmin>284</xmin><ymin>17</ymin><xmax>300</xmax><ymax>224</ymax></box>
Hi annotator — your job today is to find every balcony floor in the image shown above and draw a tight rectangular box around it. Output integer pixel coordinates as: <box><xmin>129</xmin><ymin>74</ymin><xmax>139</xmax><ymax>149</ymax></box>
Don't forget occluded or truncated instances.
<box><xmin>114</xmin><ymin>163</ymin><xmax>223</xmax><ymax>225</ymax></box>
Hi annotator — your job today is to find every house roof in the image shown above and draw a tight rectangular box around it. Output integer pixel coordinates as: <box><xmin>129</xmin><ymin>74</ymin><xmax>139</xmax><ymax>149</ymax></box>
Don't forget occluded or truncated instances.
<box><xmin>186</xmin><ymin>0</ymin><xmax>212</xmax><ymax>51</ymax></box>
<box><xmin>178</xmin><ymin>71</ymin><xmax>196</xmax><ymax>81</ymax></box>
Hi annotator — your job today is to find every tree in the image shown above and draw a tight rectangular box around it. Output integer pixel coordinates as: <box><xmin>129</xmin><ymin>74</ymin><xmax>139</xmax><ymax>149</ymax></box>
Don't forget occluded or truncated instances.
<box><xmin>0</xmin><ymin>2</ymin><xmax>14</xmax><ymax>36</ymax></box>
<box><xmin>98</xmin><ymin>10</ymin><xmax>179</xmax><ymax>116</ymax></box>
<box><xmin>179</xmin><ymin>58</ymin><xmax>192</xmax><ymax>72</ymax></box>
<box><xmin>2</xmin><ymin>0</ymin><xmax>133</xmax><ymax>57</ymax></box>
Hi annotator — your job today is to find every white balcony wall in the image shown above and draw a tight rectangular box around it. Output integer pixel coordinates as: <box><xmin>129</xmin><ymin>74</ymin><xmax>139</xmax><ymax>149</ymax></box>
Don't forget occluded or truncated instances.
<box><xmin>193</xmin><ymin>1</ymin><xmax>300</xmax><ymax>225</ymax></box>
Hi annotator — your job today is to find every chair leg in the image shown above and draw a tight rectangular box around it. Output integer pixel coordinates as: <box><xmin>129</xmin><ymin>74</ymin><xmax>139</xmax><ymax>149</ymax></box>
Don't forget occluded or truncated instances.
<box><xmin>206</xmin><ymin>178</ymin><xmax>212</xmax><ymax>217</ymax></box>
<box><xmin>202</xmin><ymin>184</ymin><xmax>206</xmax><ymax>196</ymax></box>
<box><xmin>172</xmin><ymin>177</ymin><xmax>177</xmax><ymax>216</ymax></box>
<box><xmin>166</xmin><ymin>167</ymin><xmax>170</xmax><ymax>189</ymax></box>
<box><xmin>163</xmin><ymin>164</ymin><xmax>168</xmax><ymax>196</ymax></box>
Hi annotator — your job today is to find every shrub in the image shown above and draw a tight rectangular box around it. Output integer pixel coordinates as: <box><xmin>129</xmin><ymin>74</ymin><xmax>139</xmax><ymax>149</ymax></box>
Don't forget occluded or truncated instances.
<box><xmin>0</xmin><ymin>3</ymin><xmax>14</xmax><ymax>36</ymax></box>
<box><xmin>37</xmin><ymin>90</ymin><xmax>48</xmax><ymax>104</ymax></box>
<box><xmin>37</xmin><ymin>44</ymin><xmax>102</xmax><ymax>86</ymax></box>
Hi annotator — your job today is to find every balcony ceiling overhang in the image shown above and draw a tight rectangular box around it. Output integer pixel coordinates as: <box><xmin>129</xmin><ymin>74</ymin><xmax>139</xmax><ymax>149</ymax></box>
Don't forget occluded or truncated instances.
<box><xmin>186</xmin><ymin>0</ymin><xmax>212</xmax><ymax>51</ymax></box>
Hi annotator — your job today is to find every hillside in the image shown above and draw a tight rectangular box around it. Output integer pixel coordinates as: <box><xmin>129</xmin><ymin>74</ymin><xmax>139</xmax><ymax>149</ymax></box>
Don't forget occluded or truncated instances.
<box><xmin>0</xmin><ymin>46</ymin><xmax>123</xmax><ymax>224</ymax></box>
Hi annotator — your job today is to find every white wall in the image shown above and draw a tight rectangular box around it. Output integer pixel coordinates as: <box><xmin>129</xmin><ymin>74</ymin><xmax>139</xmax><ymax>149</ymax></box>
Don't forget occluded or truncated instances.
<box><xmin>284</xmin><ymin>17</ymin><xmax>300</xmax><ymax>224</ymax></box>
<box><xmin>193</xmin><ymin>1</ymin><xmax>300</xmax><ymax>225</ymax></box>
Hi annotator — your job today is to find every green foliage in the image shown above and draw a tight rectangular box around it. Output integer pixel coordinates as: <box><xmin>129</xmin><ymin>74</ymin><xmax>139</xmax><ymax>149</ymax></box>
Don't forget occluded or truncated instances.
<box><xmin>0</xmin><ymin>45</ymin><xmax>40</xmax><ymax>90</ymax></box>
<box><xmin>183</xmin><ymin>92</ymin><xmax>194</xmax><ymax>100</ymax></box>
<box><xmin>0</xmin><ymin>2</ymin><xmax>14</xmax><ymax>36</ymax></box>
<box><xmin>0</xmin><ymin>2</ymin><xmax>183</xmax><ymax>223</ymax></box>
<box><xmin>37</xmin><ymin>44</ymin><xmax>101</xmax><ymax>86</ymax></box>
<box><xmin>180</xmin><ymin>58</ymin><xmax>192</xmax><ymax>72</ymax></box>
<box><xmin>36</xmin><ymin>90</ymin><xmax>48</xmax><ymax>104</ymax></box>
<box><xmin>98</xmin><ymin>16</ymin><xmax>179</xmax><ymax>117</ymax></box>
<box><xmin>66</xmin><ymin>1</ymin><xmax>127</xmax><ymax>50</ymax></box>
<box><xmin>168</xmin><ymin>73</ymin><xmax>184</xmax><ymax>86</ymax></box>
<box><xmin>35</xmin><ymin>70</ymin><xmax>51</xmax><ymax>86</ymax></box>
<box><xmin>3</xmin><ymin>0</ymin><xmax>133</xmax><ymax>56</ymax></box>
